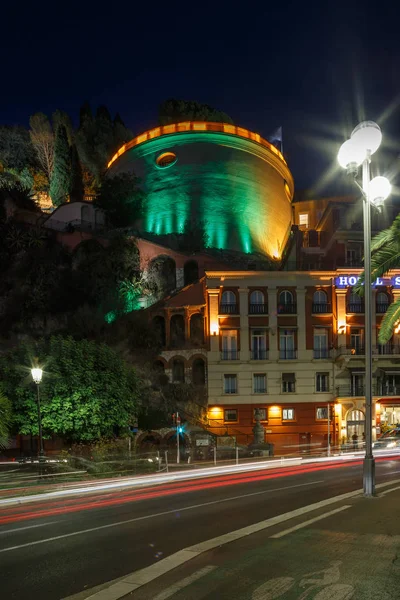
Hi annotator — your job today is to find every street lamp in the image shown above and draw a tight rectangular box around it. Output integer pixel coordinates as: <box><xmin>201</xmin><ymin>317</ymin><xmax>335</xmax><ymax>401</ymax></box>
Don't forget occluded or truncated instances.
<box><xmin>337</xmin><ymin>121</ymin><xmax>391</xmax><ymax>497</ymax></box>
<box><xmin>31</xmin><ymin>367</ymin><xmax>45</xmax><ymax>462</ymax></box>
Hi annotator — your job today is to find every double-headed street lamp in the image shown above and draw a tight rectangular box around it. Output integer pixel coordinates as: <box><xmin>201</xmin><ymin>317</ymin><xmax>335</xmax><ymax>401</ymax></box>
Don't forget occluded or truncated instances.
<box><xmin>31</xmin><ymin>367</ymin><xmax>45</xmax><ymax>462</ymax></box>
<box><xmin>337</xmin><ymin>121</ymin><xmax>391</xmax><ymax>497</ymax></box>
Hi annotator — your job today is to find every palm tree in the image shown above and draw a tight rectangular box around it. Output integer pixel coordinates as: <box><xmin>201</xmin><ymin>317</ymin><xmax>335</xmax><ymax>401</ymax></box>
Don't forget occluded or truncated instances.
<box><xmin>0</xmin><ymin>385</ymin><xmax>11</xmax><ymax>449</ymax></box>
<box><xmin>355</xmin><ymin>214</ymin><xmax>400</xmax><ymax>343</ymax></box>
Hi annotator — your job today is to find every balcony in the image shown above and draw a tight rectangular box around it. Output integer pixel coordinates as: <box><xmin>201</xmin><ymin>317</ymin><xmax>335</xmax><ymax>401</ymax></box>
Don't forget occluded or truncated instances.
<box><xmin>219</xmin><ymin>303</ymin><xmax>239</xmax><ymax>315</ymax></box>
<box><xmin>249</xmin><ymin>303</ymin><xmax>267</xmax><ymax>314</ymax></box>
<box><xmin>377</xmin><ymin>343</ymin><xmax>400</xmax><ymax>355</ymax></box>
<box><xmin>277</xmin><ymin>303</ymin><xmax>297</xmax><ymax>315</ymax></box>
<box><xmin>250</xmin><ymin>350</ymin><xmax>269</xmax><ymax>360</ymax></box>
<box><xmin>347</xmin><ymin>303</ymin><xmax>364</xmax><ymax>313</ymax></box>
<box><xmin>336</xmin><ymin>345</ymin><xmax>365</xmax><ymax>356</ymax></box>
<box><xmin>376</xmin><ymin>303</ymin><xmax>389</xmax><ymax>314</ymax></box>
<box><xmin>377</xmin><ymin>384</ymin><xmax>400</xmax><ymax>396</ymax></box>
<box><xmin>312</xmin><ymin>303</ymin><xmax>332</xmax><ymax>314</ymax></box>
<box><xmin>336</xmin><ymin>385</ymin><xmax>366</xmax><ymax>397</ymax></box>
<box><xmin>313</xmin><ymin>348</ymin><xmax>331</xmax><ymax>359</ymax></box>
<box><xmin>221</xmin><ymin>350</ymin><xmax>240</xmax><ymax>360</ymax></box>
<box><xmin>279</xmin><ymin>349</ymin><xmax>297</xmax><ymax>360</ymax></box>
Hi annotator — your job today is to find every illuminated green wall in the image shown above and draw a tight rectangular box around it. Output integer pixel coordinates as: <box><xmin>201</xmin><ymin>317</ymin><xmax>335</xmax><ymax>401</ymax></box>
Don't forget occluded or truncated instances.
<box><xmin>109</xmin><ymin>130</ymin><xmax>294</xmax><ymax>260</ymax></box>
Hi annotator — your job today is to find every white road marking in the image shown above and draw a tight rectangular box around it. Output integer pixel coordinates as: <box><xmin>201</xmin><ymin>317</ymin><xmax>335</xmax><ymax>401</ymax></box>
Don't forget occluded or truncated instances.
<box><xmin>269</xmin><ymin>505</ymin><xmax>351</xmax><ymax>538</ymax></box>
<box><xmin>152</xmin><ymin>565</ymin><xmax>216</xmax><ymax>600</ymax></box>
<box><xmin>379</xmin><ymin>484</ymin><xmax>400</xmax><ymax>496</ymax></box>
<box><xmin>62</xmin><ymin>479</ymin><xmax>400</xmax><ymax>600</ymax></box>
<box><xmin>0</xmin><ymin>481</ymin><xmax>322</xmax><ymax>554</ymax></box>
<box><xmin>384</xmin><ymin>470</ymin><xmax>400</xmax><ymax>474</ymax></box>
<box><xmin>0</xmin><ymin>521</ymin><xmax>60</xmax><ymax>535</ymax></box>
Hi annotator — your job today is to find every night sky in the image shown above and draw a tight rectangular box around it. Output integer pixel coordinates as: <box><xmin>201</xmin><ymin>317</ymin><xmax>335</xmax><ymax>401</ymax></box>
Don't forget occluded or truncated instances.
<box><xmin>2</xmin><ymin>2</ymin><xmax>400</xmax><ymax>196</ymax></box>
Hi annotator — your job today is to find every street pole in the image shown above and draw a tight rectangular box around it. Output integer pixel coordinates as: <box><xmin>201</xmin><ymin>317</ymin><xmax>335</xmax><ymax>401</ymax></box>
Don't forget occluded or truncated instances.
<box><xmin>36</xmin><ymin>383</ymin><xmax>45</xmax><ymax>462</ymax></box>
<box><xmin>362</xmin><ymin>152</ymin><xmax>375</xmax><ymax>496</ymax></box>
<box><xmin>176</xmin><ymin>411</ymin><xmax>180</xmax><ymax>464</ymax></box>
<box><xmin>327</xmin><ymin>402</ymin><xmax>331</xmax><ymax>457</ymax></box>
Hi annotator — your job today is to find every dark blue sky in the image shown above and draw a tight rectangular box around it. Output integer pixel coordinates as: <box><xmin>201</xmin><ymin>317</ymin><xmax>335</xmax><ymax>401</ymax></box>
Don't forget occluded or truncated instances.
<box><xmin>2</xmin><ymin>2</ymin><xmax>400</xmax><ymax>194</ymax></box>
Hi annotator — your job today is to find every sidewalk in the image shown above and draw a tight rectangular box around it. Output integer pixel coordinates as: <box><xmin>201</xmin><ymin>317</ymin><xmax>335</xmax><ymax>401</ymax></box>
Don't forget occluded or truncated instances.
<box><xmin>117</xmin><ymin>483</ymin><xmax>400</xmax><ymax>600</ymax></box>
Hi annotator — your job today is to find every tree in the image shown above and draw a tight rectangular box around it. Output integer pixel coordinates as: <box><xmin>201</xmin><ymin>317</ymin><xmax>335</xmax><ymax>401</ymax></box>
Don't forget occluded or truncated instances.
<box><xmin>0</xmin><ymin>125</ymin><xmax>35</xmax><ymax>172</ymax></box>
<box><xmin>355</xmin><ymin>213</ymin><xmax>400</xmax><ymax>342</ymax></box>
<box><xmin>29</xmin><ymin>113</ymin><xmax>54</xmax><ymax>180</ymax></box>
<box><xmin>0</xmin><ymin>336</ymin><xmax>141</xmax><ymax>442</ymax></box>
<box><xmin>159</xmin><ymin>99</ymin><xmax>234</xmax><ymax>125</ymax></box>
<box><xmin>52</xmin><ymin>110</ymin><xmax>73</xmax><ymax>145</ymax></box>
<box><xmin>96</xmin><ymin>172</ymin><xmax>144</xmax><ymax>226</ymax></box>
<box><xmin>178</xmin><ymin>218</ymin><xmax>209</xmax><ymax>253</ymax></box>
<box><xmin>0</xmin><ymin>385</ymin><xmax>12</xmax><ymax>449</ymax></box>
<box><xmin>49</xmin><ymin>125</ymin><xmax>71</xmax><ymax>206</ymax></box>
<box><xmin>70</xmin><ymin>144</ymin><xmax>84</xmax><ymax>203</ymax></box>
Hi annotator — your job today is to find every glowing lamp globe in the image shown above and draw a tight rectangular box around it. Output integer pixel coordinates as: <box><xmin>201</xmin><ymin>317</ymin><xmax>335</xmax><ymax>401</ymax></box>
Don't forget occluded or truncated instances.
<box><xmin>369</xmin><ymin>176</ymin><xmax>391</xmax><ymax>208</ymax></box>
<box><xmin>351</xmin><ymin>121</ymin><xmax>382</xmax><ymax>155</ymax></box>
<box><xmin>337</xmin><ymin>139</ymin><xmax>365</xmax><ymax>169</ymax></box>
<box><xmin>31</xmin><ymin>367</ymin><xmax>43</xmax><ymax>384</ymax></box>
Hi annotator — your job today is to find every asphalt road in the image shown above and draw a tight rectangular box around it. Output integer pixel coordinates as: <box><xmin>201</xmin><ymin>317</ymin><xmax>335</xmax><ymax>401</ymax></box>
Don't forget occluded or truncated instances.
<box><xmin>1</xmin><ymin>456</ymin><xmax>400</xmax><ymax>600</ymax></box>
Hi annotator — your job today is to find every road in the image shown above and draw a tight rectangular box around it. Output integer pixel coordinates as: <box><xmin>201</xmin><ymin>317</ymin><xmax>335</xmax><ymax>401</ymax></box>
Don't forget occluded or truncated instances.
<box><xmin>1</xmin><ymin>456</ymin><xmax>400</xmax><ymax>600</ymax></box>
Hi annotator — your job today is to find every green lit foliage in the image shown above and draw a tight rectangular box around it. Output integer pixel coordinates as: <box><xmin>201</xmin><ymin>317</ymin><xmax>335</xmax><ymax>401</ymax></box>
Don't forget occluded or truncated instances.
<box><xmin>355</xmin><ymin>214</ymin><xmax>400</xmax><ymax>343</ymax></box>
<box><xmin>0</xmin><ymin>126</ymin><xmax>36</xmax><ymax>193</ymax></box>
<box><xmin>0</xmin><ymin>336</ymin><xmax>140</xmax><ymax>442</ymax></box>
<box><xmin>76</xmin><ymin>103</ymin><xmax>132</xmax><ymax>185</ymax></box>
<box><xmin>0</xmin><ymin>385</ymin><xmax>12</xmax><ymax>449</ymax></box>
<box><xmin>49</xmin><ymin>125</ymin><xmax>71</xmax><ymax>207</ymax></box>
<box><xmin>96</xmin><ymin>172</ymin><xmax>144</xmax><ymax>227</ymax></box>
<box><xmin>159</xmin><ymin>99</ymin><xmax>234</xmax><ymax>125</ymax></box>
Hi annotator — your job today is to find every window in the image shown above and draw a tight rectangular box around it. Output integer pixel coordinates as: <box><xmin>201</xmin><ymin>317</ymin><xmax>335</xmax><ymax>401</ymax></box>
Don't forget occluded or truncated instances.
<box><xmin>221</xmin><ymin>330</ymin><xmax>238</xmax><ymax>360</ymax></box>
<box><xmin>376</xmin><ymin>292</ymin><xmax>389</xmax><ymax>314</ymax></box>
<box><xmin>314</xmin><ymin>328</ymin><xmax>329</xmax><ymax>359</ymax></box>
<box><xmin>299</xmin><ymin>213</ymin><xmax>309</xmax><ymax>229</ymax></box>
<box><xmin>220</xmin><ymin>290</ymin><xmax>237</xmax><ymax>314</ymax></box>
<box><xmin>346</xmin><ymin>247</ymin><xmax>361</xmax><ymax>266</ymax></box>
<box><xmin>316</xmin><ymin>407</ymin><xmax>329</xmax><ymax>420</ymax></box>
<box><xmin>278</xmin><ymin>290</ymin><xmax>296</xmax><ymax>314</ymax></box>
<box><xmin>282</xmin><ymin>373</ymin><xmax>296</xmax><ymax>393</ymax></box>
<box><xmin>224</xmin><ymin>408</ymin><xmax>238</xmax><ymax>422</ymax></box>
<box><xmin>253</xmin><ymin>408</ymin><xmax>267</xmax><ymax>421</ymax></box>
<box><xmin>279</xmin><ymin>329</ymin><xmax>296</xmax><ymax>359</ymax></box>
<box><xmin>155</xmin><ymin>152</ymin><xmax>177</xmax><ymax>168</ymax></box>
<box><xmin>282</xmin><ymin>408</ymin><xmax>295</xmax><ymax>420</ymax></box>
<box><xmin>313</xmin><ymin>290</ymin><xmax>327</xmax><ymax>305</ymax></box>
<box><xmin>253</xmin><ymin>374</ymin><xmax>267</xmax><ymax>393</ymax></box>
<box><xmin>223</xmin><ymin>374</ymin><xmax>237</xmax><ymax>394</ymax></box>
<box><xmin>351</xmin><ymin>373</ymin><xmax>364</xmax><ymax>396</ymax></box>
<box><xmin>249</xmin><ymin>290</ymin><xmax>266</xmax><ymax>313</ymax></box>
<box><xmin>251</xmin><ymin>329</ymin><xmax>267</xmax><ymax>359</ymax></box>
<box><xmin>348</xmin><ymin>293</ymin><xmax>363</xmax><ymax>314</ymax></box>
<box><xmin>350</xmin><ymin>328</ymin><xmax>364</xmax><ymax>353</ymax></box>
<box><xmin>316</xmin><ymin>372</ymin><xmax>329</xmax><ymax>392</ymax></box>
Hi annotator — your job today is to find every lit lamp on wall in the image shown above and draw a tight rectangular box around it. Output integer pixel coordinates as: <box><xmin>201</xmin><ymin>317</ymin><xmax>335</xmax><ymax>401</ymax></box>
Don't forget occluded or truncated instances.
<box><xmin>338</xmin><ymin>322</ymin><xmax>346</xmax><ymax>335</ymax></box>
<box><xmin>210</xmin><ymin>323</ymin><xmax>219</xmax><ymax>336</ymax></box>
<box><xmin>31</xmin><ymin>367</ymin><xmax>45</xmax><ymax>462</ymax></box>
<box><xmin>337</xmin><ymin>121</ymin><xmax>391</xmax><ymax>497</ymax></box>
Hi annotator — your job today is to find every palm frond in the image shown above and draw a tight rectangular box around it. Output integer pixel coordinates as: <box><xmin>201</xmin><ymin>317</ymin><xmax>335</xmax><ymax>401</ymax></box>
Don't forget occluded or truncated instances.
<box><xmin>369</xmin><ymin>226</ymin><xmax>396</xmax><ymax>253</ymax></box>
<box><xmin>378</xmin><ymin>299</ymin><xmax>400</xmax><ymax>344</ymax></box>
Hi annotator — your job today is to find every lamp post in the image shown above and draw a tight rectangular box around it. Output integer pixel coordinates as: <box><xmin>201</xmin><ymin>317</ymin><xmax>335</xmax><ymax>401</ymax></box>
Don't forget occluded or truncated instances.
<box><xmin>31</xmin><ymin>367</ymin><xmax>44</xmax><ymax>462</ymax></box>
<box><xmin>337</xmin><ymin>121</ymin><xmax>391</xmax><ymax>496</ymax></box>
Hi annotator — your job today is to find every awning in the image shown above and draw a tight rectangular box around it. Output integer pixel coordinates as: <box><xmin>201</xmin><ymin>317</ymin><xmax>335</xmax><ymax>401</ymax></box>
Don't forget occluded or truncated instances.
<box><xmin>380</xmin><ymin>367</ymin><xmax>400</xmax><ymax>373</ymax></box>
<box><xmin>282</xmin><ymin>373</ymin><xmax>296</xmax><ymax>382</ymax></box>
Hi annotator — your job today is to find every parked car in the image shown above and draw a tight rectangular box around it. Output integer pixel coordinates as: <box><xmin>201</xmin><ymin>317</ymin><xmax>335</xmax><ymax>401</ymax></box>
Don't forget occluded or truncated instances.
<box><xmin>373</xmin><ymin>427</ymin><xmax>400</xmax><ymax>449</ymax></box>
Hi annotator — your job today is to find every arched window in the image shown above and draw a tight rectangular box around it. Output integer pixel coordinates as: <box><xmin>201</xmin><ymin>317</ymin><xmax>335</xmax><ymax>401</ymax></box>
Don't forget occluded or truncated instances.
<box><xmin>220</xmin><ymin>291</ymin><xmax>237</xmax><ymax>314</ymax></box>
<box><xmin>377</xmin><ymin>292</ymin><xmax>389</xmax><ymax>314</ymax></box>
<box><xmin>192</xmin><ymin>358</ymin><xmax>206</xmax><ymax>385</ymax></box>
<box><xmin>152</xmin><ymin>316</ymin><xmax>166</xmax><ymax>346</ymax></box>
<box><xmin>148</xmin><ymin>256</ymin><xmax>176</xmax><ymax>297</ymax></box>
<box><xmin>170</xmin><ymin>314</ymin><xmax>185</xmax><ymax>348</ymax></box>
<box><xmin>348</xmin><ymin>292</ymin><xmax>363</xmax><ymax>313</ymax></box>
<box><xmin>312</xmin><ymin>290</ymin><xmax>329</xmax><ymax>314</ymax></box>
<box><xmin>172</xmin><ymin>358</ymin><xmax>185</xmax><ymax>383</ymax></box>
<box><xmin>249</xmin><ymin>290</ymin><xmax>265</xmax><ymax>314</ymax></box>
<box><xmin>190</xmin><ymin>314</ymin><xmax>204</xmax><ymax>346</ymax></box>
<box><xmin>278</xmin><ymin>290</ymin><xmax>295</xmax><ymax>314</ymax></box>
<box><xmin>184</xmin><ymin>260</ymin><xmax>199</xmax><ymax>286</ymax></box>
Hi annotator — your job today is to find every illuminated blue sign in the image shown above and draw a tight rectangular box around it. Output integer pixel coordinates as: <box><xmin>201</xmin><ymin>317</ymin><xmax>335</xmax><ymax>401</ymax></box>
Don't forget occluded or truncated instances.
<box><xmin>335</xmin><ymin>275</ymin><xmax>400</xmax><ymax>288</ymax></box>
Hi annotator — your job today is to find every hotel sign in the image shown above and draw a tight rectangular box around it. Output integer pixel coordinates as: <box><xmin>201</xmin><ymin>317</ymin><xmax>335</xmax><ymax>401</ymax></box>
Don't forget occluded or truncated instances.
<box><xmin>335</xmin><ymin>275</ymin><xmax>400</xmax><ymax>288</ymax></box>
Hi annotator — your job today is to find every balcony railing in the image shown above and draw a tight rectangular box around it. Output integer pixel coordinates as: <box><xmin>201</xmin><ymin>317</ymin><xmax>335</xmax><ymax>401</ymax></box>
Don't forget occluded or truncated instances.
<box><xmin>336</xmin><ymin>386</ymin><xmax>366</xmax><ymax>397</ymax></box>
<box><xmin>377</xmin><ymin>384</ymin><xmax>400</xmax><ymax>396</ymax></box>
<box><xmin>313</xmin><ymin>348</ymin><xmax>331</xmax><ymax>359</ymax></box>
<box><xmin>250</xmin><ymin>350</ymin><xmax>269</xmax><ymax>360</ymax></box>
<box><xmin>279</xmin><ymin>349</ymin><xmax>297</xmax><ymax>360</ymax></box>
<box><xmin>376</xmin><ymin>303</ymin><xmax>389</xmax><ymax>314</ymax></box>
<box><xmin>277</xmin><ymin>303</ymin><xmax>297</xmax><ymax>314</ymax></box>
<box><xmin>249</xmin><ymin>303</ymin><xmax>267</xmax><ymax>314</ymax></box>
<box><xmin>377</xmin><ymin>343</ymin><xmax>400</xmax><ymax>355</ymax></box>
<box><xmin>219</xmin><ymin>304</ymin><xmax>239</xmax><ymax>314</ymax></box>
<box><xmin>347</xmin><ymin>303</ymin><xmax>364</xmax><ymax>313</ymax></box>
<box><xmin>336</xmin><ymin>344</ymin><xmax>400</xmax><ymax>357</ymax></box>
<box><xmin>221</xmin><ymin>350</ymin><xmax>240</xmax><ymax>360</ymax></box>
<box><xmin>312</xmin><ymin>303</ymin><xmax>332</xmax><ymax>314</ymax></box>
